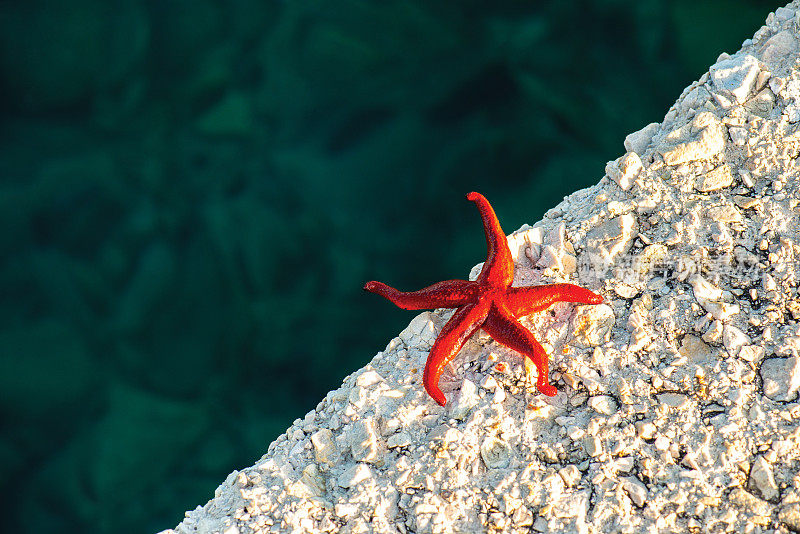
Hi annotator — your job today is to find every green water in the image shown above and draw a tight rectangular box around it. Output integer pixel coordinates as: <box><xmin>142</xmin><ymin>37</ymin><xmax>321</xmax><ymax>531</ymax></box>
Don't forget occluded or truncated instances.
<box><xmin>0</xmin><ymin>0</ymin><xmax>779</xmax><ymax>531</ymax></box>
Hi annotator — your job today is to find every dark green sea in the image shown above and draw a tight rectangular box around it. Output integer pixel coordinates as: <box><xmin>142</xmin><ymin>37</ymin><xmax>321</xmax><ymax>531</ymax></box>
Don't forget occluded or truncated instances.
<box><xmin>0</xmin><ymin>1</ymin><xmax>781</xmax><ymax>531</ymax></box>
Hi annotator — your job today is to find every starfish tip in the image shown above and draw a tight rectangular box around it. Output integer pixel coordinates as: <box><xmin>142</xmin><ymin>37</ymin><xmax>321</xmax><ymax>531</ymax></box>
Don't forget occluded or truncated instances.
<box><xmin>465</xmin><ymin>191</ymin><xmax>481</xmax><ymax>202</ymax></box>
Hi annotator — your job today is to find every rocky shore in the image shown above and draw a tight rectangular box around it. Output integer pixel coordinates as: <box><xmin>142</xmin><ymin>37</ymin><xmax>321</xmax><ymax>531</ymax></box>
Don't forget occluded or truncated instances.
<box><xmin>163</xmin><ymin>3</ymin><xmax>800</xmax><ymax>532</ymax></box>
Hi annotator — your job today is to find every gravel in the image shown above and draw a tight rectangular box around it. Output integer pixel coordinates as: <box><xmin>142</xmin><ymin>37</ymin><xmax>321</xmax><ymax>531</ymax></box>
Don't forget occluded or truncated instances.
<box><xmin>161</xmin><ymin>3</ymin><xmax>800</xmax><ymax>532</ymax></box>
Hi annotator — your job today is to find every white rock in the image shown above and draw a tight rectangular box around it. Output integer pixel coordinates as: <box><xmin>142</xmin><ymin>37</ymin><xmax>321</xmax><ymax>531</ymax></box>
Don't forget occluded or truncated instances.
<box><xmin>558</xmin><ymin>465</ymin><xmax>581</xmax><ymax>487</ymax></box>
<box><xmin>680</xmin><ymin>334</ymin><xmax>716</xmax><ymax>363</ymax></box>
<box><xmin>620</xmin><ymin>477</ymin><xmax>648</xmax><ymax>507</ymax></box>
<box><xmin>761</xmin><ymin>356</ymin><xmax>800</xmax><ymax>401</ymax></box>
<box><xmin>762</xmin><ymin>30</ymin><xmax>798</xmax><ymax>64</ymax></box>
<box><xmin>355</xmin><ymin>369</ymin><xmax>384</xmax><ymax>387</ymax></box>
<box><xmin>450</xmin><ymin>378</ymin><xmax>479</xmax><ymax>420</ymax></box>
<box><xmin>290</xmin><ymin>464</ymin><xmax>326</xmax><ymax>498</ymax></box>
<box><xmin>386</xmin><ymin>431</ymin><xmax>411</xmax><ymax>449</ymax></box>
<box><xmin>729</xmin><ymin>126</ymin><xmax>748</xmax><ymax>145</ymax></box>
<box><xmin>624</xmin><ymin>122</ymin><xmax>660</xmax><ymax>154</ymax></box>
<box><xmin>605</xmin><ymin>152</ymin><xmax>643</xmax><ymax>191</ymax></box>
<box><xmin>311</xmin><ymin>429</ymin><xmax>337</xmax><ymax>464</ymax></box>
<box><xmin>583</xmin><ymin>435</ymin><xmax>602</xmax><ymax>457</ymax></box>
<box><xmin>480</xmin><ymin>436</ymin><xmax>511</xmax><ymax>469</ymax></box>
<box><xmin>657</xmin><ymin>392</ymin><xmax>690</xmax><ymax>409</ymax></box>
<box><xmin>710</xmin><ymin>54</ymin><xmax>761</xmax><ymax>103</ymax></box>
<box><xmin>723</xmin><ymin>324</ymin><xmax>750</xmax><ymax>355</ymax></box>
<box><xmin>749</xmin><ymin>456</ymin><xmax>779</xmax><ymax>501</ymax></box>
<box><xmin>338</xmin><ymin>463</ymin><xmax>372</xmax><ymax>488</ymax></box>
<box><xmin>729</xmin><ymin>488</ymin><xmax>772</xmax><ymax>517</ymax></box>
<box><xmin>536</xmin><ymin>244</ymin><xmax>562</xmax><ymax>271</ymax></box>
<box><xmin>570</xmin><ymin>304</ymin><xmax>615</xmax><ymax>348</ymax></box>
<box><xmin>585</xmin><ymin>213</ymin><xmax>638</xmax><ymax>264</ymax></box>
<box><xmin>696</xmin><ymin>164</ymin><xmax>734</xmax><ymax>192</ymax></box>
<box><xmin>659</xmin><ymin>111</ymin><xmax>726</xmax><ymax>165</ymax></box>
<box><xmin>347</xmin><ymin>419</ymin><xmax>380</xmax><ymax>464</ymax></box>
<box><xmin>399</xmin><ymin>312</ymin><xmax>436</xmax><ymax>348</ymax></box>
<box><xmin>588</xmin><ymin>395</ymin><xmax>618</xmax><ymax>415</ymax></box>
<box><xmin>779</xmin><ymin>503</ymin><xmax>800</xmax><ymax>532</ymax></box>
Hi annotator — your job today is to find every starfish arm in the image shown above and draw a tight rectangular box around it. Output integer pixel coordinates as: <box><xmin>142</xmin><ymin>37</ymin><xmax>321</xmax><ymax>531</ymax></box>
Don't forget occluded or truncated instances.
<box><xmin>363</xmin><ymin>279</ymin><xmax>478</xmax><ymax>310</ymax></box>
<box><xmin>482</xmin><ymin>303</ymin><xmax>558</xmax><ymax>396</ymax></box>
<box><xmin>466</xmin><ymin>192</ymin><xmax>514</xmax><ymax>288</ymax></box>
<box><xmin>505</xmin><ymin>283</ymin><xmax>603</xmax><ymax>317</ymax></box>
<box><xmin>423</xmin><ymin>300</ymin><xmax>491</xmax><ymax>406</ymax></box>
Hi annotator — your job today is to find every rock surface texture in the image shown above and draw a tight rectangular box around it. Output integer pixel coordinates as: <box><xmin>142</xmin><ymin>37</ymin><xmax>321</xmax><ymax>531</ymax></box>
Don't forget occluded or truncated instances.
<box><xmin>164</xmin><ymin>3</ymin><xmax>800</xmax><ymax>533</ymax></box>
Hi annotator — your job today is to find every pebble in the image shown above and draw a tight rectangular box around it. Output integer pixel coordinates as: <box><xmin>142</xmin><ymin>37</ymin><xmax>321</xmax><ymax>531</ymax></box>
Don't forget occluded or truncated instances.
<box><xmin>656</xmin><ymin>392</ymin><xmax>689</xmax><ymax>409</ymax></box>
<box><xmin>386</xmin><ymin>431</ymin><xmax>411</xmax><ymax>449</ymax></box>
<box><xmin>710</xmin><ymin>54</ymin><xmax>761</xmax><ymax>103</ymax></box>
<box><xmin>749</xmin><ymin>456</ymin><xmax>779</xmax><ymax>501</ymax></box>
<box><xmin>605</xmin><ymin>152</ymin><xmax>643</xmax><ymax>191</ymax></box>
<box><xmin>338</xmin><ymin>463</ymin><xmax>372</xmax><ymax>488</ymax></box>
<box><xmin>480</xmin><ymin>436</ymin><xmax>511</xmax><ymax>469</ymax></box>
<box><xmin>620</xmin><ymin>477</ymin><xmax>648</xmax><ymax>507</ymax></box>
<box><xmin>582</xmin><ymin>435</ymin><xmax>602</xmax><ymax>457</ymax></box>
<box><xmin>588</xmin><ymin>395</ymin><xmax>618</xmax><ymax>415</ymax></box>
<box><xmin>659</xmin><ymin>111</ymin><xmax>726</xmax><ymax>165</ymax></box>
<box><xmin>624</xmin><ymin>122</ymin><xmax>660</xmax><ymax>154</ymax></box>
<box><xmin>311</xmin><ymin>429</ymin><xmax>337</xmax><ymax>464</ymax></box>
<box><xmin>450</xmin><ymin>378</ymin><xmax>479</xmax><ymax>420</ymax></box>
<box><xmin>761</xmin><ymin>356</ymin><xmax>800</xmax><ymax>401</ymax></box>
<box><xmin>696</xmin><ymin>164</ymin><xmax>734</xmax><ymax>192</ymax></box>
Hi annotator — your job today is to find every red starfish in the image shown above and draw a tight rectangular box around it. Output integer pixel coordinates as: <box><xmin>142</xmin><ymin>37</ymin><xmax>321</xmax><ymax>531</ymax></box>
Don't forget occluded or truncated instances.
<box><xmin>364</xmin><ymin>192</ymin><xmax>603</xmax><ymax>406</ymax></box>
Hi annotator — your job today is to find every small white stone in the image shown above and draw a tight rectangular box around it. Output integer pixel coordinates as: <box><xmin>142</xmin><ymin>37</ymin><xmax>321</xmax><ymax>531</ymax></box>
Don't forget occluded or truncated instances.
<box><xmin>292</xmin><ymin>464</ymin><xmax>326</xmax><ymax>498</ymax></box>
<box><xmin>723</xmin><ymin>325</ymin><xmax>750</xmax><ymax>355</ymax></box>
<box><xmin>729</xmin><ymin>488</ymin><xmax>771</xmax><ymax>517</ymax></box>
<box><xmin>691</xmin><ymin>274</ymin><xmax>723</xmax><ymax>302</ymax></box>
<box><xmin>481</xmin><ymin>436</ymin><xmax>512</xmax><ymax>469</ymax></box>
<box><xmin>761</xmin><ymin>356</ymin><xmax>800</xmax><ymax>402</ymax></box>
<box><xmin>659</xmin><ymin>112</ymin><xmax>726</xmax><ymax>165</ymax></box>
<box><xmin>583</xmin><ymin>435</ymin><xmax>602</xmax><ymax>457</ymax></box>
<box><xmin>588</xmin><ymin>395</ymin><xmax>618</xmax><ymax>415</ymax></box>
<box><xmin>450</xmin><ymin>378</ymin><xmax>479</xmax><ymax>420</ymax></box>
<box><xmin>614</xmin><ymin>456</ymin><xmax>635</xmax><ymax>474</ymax></box>
<box><xmin>605</xmin><ymin>152</ymin><xmax>642</xmax><ymax>191</ymax></box>
<box><xmin>356</xmin><ymin>369</ymin><xmax>384</xmax><ymax>387</ymax></box>
<box><xmin>399</xmin><ymin>312</ymin><xmax>436</xmax><ymax>348</ymax></box>
<box><xmin>656</xmin><ymin>392</ymin><xmax>690</xmax><ymax>408</ymax></box>
<box><xmin>635</xmin><ymin>421</ymin><xmax>656</xmax><ymax>440</ymax></box>
<box><xmin>311</xmin><ymin>429</ymin><xmax>337</xmax><ymax>464</ymax></box>
<box><xmin>729</xmin><ymin>126</ymin><xmax>748</xmax><ymax>145</ymax></box>
<box><xmin>679</xmin><ymin>335</ymin><xmax>716</xmax><ymax>363</ymax></box>
<box><xmin>749</xmin><ymin>456</ymin><xmax>779</xmax><ymax>501</ymax></box>
<box><xmin>536</xmin><ymin>244</ymin><xmax>562</xmax><ymax>270</ymax></box>
<box><xmin>702</xmin><ymin>320</ymin><xmax>724</xmax><ymax>343</ymax></box>
<box><xmin>348</xmin><ymin>420</ymin><xmax>380</xmax><ymax>464</ymax></box>
<box><xmin>710</xmin><ymin>54</ymin><xmax>761</xmax><ymax>103</ymax></box>
<box><xmin>761</xmin><ymin>30</ymin><xmax>798</xmax><ymax>65</ymax></box>
<box><xmin>624</xmin><ymin>122</ymin><xmax>660</xmax><ymax>154</ymax></box>
<box><xmin>738</xmin><ymin>345</ymin><xmax>764</xmax><ymax>362</ymax></box>
<box><xmin>585</xmin><ymin>213</ymin><xmax>638</xmax><ymax>264</ymax></box>
<box><xmin>386</xmin><ymin>431</ymin><xmax>411</xmax><ymax>449</ymax></box>
<box><xmin>696</xmin><ymin>164</ymin><xmax>734</xmax><ymax>192</ymax></box>
<box><xmin>558</xmin><ymin>465</ymin><xmax>581</xmax><ymax>487</ymax></box>
<box><xmin>334</xmin><ymin>502</ymin><xmax>359</xmax><ymax>518</ymax></box>
<box><xmin>570</xmin><ymin>304</ymin><xmax>616</xmax><ymax>348</ymax></box>
<box><xmin>779</xmin><ymin>504</ymin><xmax>800</xmax><ymax>532</ymax></box>
<box><xmin>620</xmin><ymin>477</ymin><xmax>648</xmax><ymax>507</ymax></box>
<box><xmin>337</xmin><ymin>463</ymin><xmax>372</xmax><ymax>488</ymax></box>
